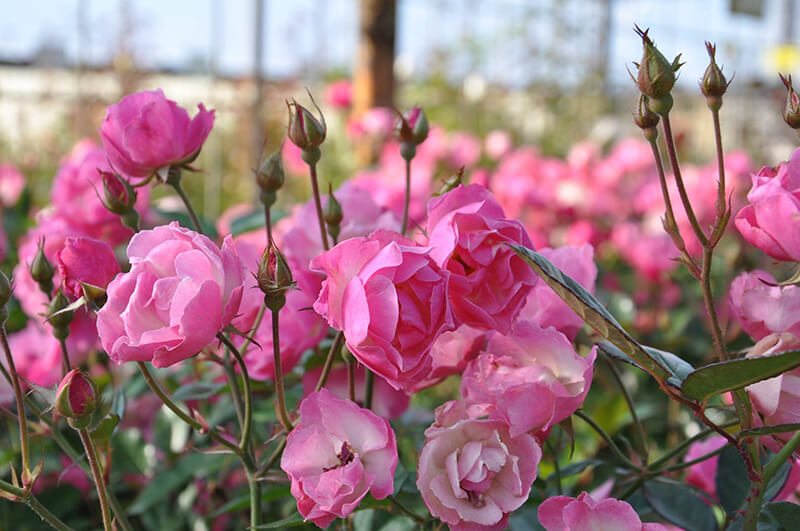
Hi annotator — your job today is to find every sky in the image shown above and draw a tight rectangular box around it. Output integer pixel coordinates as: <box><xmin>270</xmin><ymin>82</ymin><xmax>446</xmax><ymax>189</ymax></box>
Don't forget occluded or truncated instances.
<box><xmin>0</xmin><ymin>0</ymin><xmax>795</xmax><ymax>88</ymax></box>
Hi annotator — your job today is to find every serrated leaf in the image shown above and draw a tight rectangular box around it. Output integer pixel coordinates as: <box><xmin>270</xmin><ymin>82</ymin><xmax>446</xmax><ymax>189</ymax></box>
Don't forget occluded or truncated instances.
<box><xmin>171</xmin><ymin>382</ymin><xmax>226</xmax><ymax>402</ymax></box>
<box><xmin>716</xmin><ymin>444</ymin><xmax>749</xmax><ymax>512</ymax></box>
<box><xmin>643</xmin><ymin>478</ymin><xmax>717</xmax><ymax>531</ymax></box>
<box><xmin>510</xmin><ymin>245</ymin><xmax>671</xmax><ymax>381</ymax></box>
<box><xmin>598</xmin><ymin>341</ymin><xmax>693</xmax><ymax>387</ymax></box>
<box><xmin>682</xmin><ymin>350</ymin><xmax>800</xmax><ymax>402</ymax></box>
<box><xmin>253</xmin><ymin>512</ymin><xmax>305</xmax><ymax>528</ymax></box>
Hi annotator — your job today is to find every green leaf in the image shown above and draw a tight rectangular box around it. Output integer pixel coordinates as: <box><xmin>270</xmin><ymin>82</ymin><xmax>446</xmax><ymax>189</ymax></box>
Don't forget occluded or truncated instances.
<box><xmin>172</xmin><ymin>382</ymin><xmax>226</xmax><ymax>401</ymax></box>
<box><xmin>716</xmin><ymin>444</ymin><xmax>749</xmax><ymax>512</ymax></box>
<box><xmin>682</xmin><ymin>350</ymin><xmax>800</xmax><ymax>402</ymax></box>
<box><xmin>128</xmin><ymin>453</ymin><xmax>223</xmax><ymax>514</ymax></box>
<box><xmin>209</xmin><ymin>485</ymin><xmax>291</xmax><ymax>518</ymax></box>
<box><xmin>764</xmin><ymin>456</ymin><xmax>792</xmax><ymax>503</ymax></box>
<box><xmin>510</xmin><ymin>245</ymin><xmax>671</xmax><ymax>382</ymax></box>
<box><xmin>643</xmin><ymin>478</ymin><xmax>718</xmax><ymax>531</ymax></box>
<box><xmin>230</xmin><ymin>207</ymin><xmax>288</xmax><ymax>236</ymax></box>
<box><xmin>598</xmin><ymin>341</ymin><xmax>693</xmax><ymax>387</ymax></box>
<box><xmin>253</xmin><ymin>512</ymin><xmax>305</xmax><ymax>528</ymax></box>
<box><xmin>738</xmin><ymin>424</ymin><xmax>800</xmax><ymax>439</ymax></box>
<box><xmin>91</xmin><ymin>414</ymin><xmax>120</xmax><ymax>445</ymax></box>
<box><xmin>759</xmin><ymin>502</ymin><xmax>800</xmax><ymax>530</ymax></box>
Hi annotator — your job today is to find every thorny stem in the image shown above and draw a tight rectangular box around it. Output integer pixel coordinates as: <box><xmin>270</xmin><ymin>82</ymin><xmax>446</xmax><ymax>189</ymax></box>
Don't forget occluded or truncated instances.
<box><xmin>271</xmin><ymin>310</ymin><xmax>293</xmax><ymax>431</ymax></box>
<box><xmin>701</xmin><ymin>246</ymin><xmax>728</xmax><ymax>362</ymax></box>
<box><xmin>78</xmin><ymin>429</ymin><xmax>112</xmax><ymax>531</ymax></box>
<box><xmin>661</xmin><ymin>114</ymin><xmax>709</xmax><ymax>248</ymax></box>
<box><xmin>314</xmin><ymin>331</ymin><xmax>345</xmax><ymax>392</ymax></box>
<box><xmin>401</xmin><ymin>157</ymin><xmax>412</xmax><ymax>235</ymax></box>
<box><xmin>217</xmin><ymin>333</ymin><xmax>254</xmax><ymax>451</ymax></box>
<box><xmin>307</xmin><ymin>163</ymin><xmax>330</xmax><ymax>251</ymax></box>
<box><xmin>0</xmin><ymin>325</ymin><xmax>31</xmax><ymax>484</ymax></box>
<box><xmin>0</xmin><ymin>478</ymin><xmax>73</xmax><ymax>531</ymax></box>
<box><xmin>710</xmin><ymin>108</ymin><xmax>729</xmax><ymax>240</ymax></box>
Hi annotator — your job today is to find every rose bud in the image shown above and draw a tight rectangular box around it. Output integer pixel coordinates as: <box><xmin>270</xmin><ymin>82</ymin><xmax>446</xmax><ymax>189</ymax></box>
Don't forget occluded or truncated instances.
<box><xmin>633</xmin><ymin>94</ymin><xmax>659</xmax><ymax>142</ymax></box>
<box><xmin>632</xmin><ymin>25</ymin><xmax>683</xmax><ymax>114</ymax></box>
<box><xmin>55</xmin><ymin>369</ymin><xmax>97</xmax><ymax>429</ymax></box>
<box><xmin>99</xmin><ymin>168</ymin><xmax>141</xmax><ymax>230</ymax></box>
<box><xmin>286</xmin><ymin>98</ymin><xmax>327</xmax><ymax>155</ymax></box>
<box><xmin>395</xmin><ymin>106</ymin><xmax>429</xmax><ymax>161</ymax></box>
<box><xmin>323</xmin><ymin>184</ymin><xmax>343</xmax><ymax>244</ymax></box>
<box><xmin>56</xmin><ymin>237</ymin><xmax>121</xmax><ymax>303</ymax></box>
<box><xmin>256</xmin><ymin>146</ymin><xmax>285</xmax><ymax>208</ymax></box>
<box><xmin>257</xmin><ymin>242</ymin><xmax>295</xmax><ymax>311</ymax></box>
<box><xmin>700</xmin><ymin>41</ymin><xmax>729</xmax><ymax>111</ymax></box>
<box><xmin>47</xmin><ymin>290</ymin><xmax>75</xmax><ymax>341</ymax></box>
<box><xmin>30</xmin><ymin>238</ymin><xmax>55</xmax><ymax>295</ymax></box>
<box><xmin>780</xmin><ymin>74</ymin><xmax>800</xmax><ymax>131</ymax></box>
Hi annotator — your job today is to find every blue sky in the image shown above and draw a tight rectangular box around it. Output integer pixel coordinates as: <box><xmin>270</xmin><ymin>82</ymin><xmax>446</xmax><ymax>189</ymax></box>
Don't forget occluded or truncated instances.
<box><xmin>0</xmin><ymin>0</ymin><xmax>793</xmax><ymax>88</ymax></box>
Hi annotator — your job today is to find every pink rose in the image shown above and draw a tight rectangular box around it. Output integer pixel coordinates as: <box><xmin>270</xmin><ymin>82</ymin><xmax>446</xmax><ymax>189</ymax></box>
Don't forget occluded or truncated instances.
<box><xmin>735</xmin><ymin>148</ymin><xmax>800</xmax><ymax>261</ymax></box>
<box><xmin>611</xmin><ymin>221</ymin><xmax>679</xmax><ymax>282</ymax></box>
<box><xmin>426</xmin><ymin>184</ymin><xmax>538</xmax><ymax>333</ymax></box>
<box><xmin>7</xmin><ymin>321</ymin><xmax>91</xmax><ymax>390</ymax></box>
<box><xmin>538</xmin><ymin>492</ymin><xmax>668</xmax><ymax>530</ymax></box>
<box><xmin>302</xmin><ymin>364</ymin><xmax>410</xmax><ymax>419</ymax></box>
<box><xmin>461</xmin><ymin>321</ymin><xmax>596</xmax><ymax>438</ymax></box>
<box><xmin>324</xmin><ymin>80</ymin><xmax>352</xmax><ymax>109</ymax></box>
<box><xmin>408</xmin><ymin>324</ymin><xmax>487</xmax><ymax>393</ymax></box>
<box><xmin>683</xmin><ymin>436</ymin><xmax>727</xmax><ymax>499</ymax></box>
<box><xmin>281</xmin><ymin>389</ymin><xmax>398</xmax><ymax>528</ymax></box>
<box><xmin>100</xmin><ymin>89</ymin><xmax>215</xmax><ymax>179</ymax></box>
<box><xmin>231</xmin><ymin>241</ymin><xmax>327</xmax><ymax>380</ymax></box>
<box><xmin>517</xmin><ymin>244</ymin><xmax>597</xmax><ymax>340</ymax></box>
<box><xmin>0</xmin><ymin>163</ymin><xmax>25</xmax><ymax>207</ymax></box>
<box><xmin>97</xmin><ymin>222</ymin><xmax>245</xmax><ymax>367</ymax></box>
<box><xmin>56</xmin><ymin>237</ymin><xmax>121</xmax><ymax>300</ymax></box>
<box><xmin>417</xmin><ymin>400</ymin><xmax>541</xmax><ymax>531</ymax></box>
<box><xmin>728</xmin><ymin>270</ymin><xmax>800</xmax><ymax>342</ymax></box>
<box><xmin>484</xmin><ymin>130</ymin><xmax>512</xmax><ymax>161</ymax></box>
<box><xmin>51</xmin><ymin>139</ymin><xmax>150</xmax><ymax>245</ymax></box>
<box><xmin>448</xmin><ymin>132</ymin><xmax>482</xmax><ymax>169</ymax></box>
<box><xmin>311</xmin><ymin>229</ymin><xmax>454</xmax><ymax>393</ymax></box>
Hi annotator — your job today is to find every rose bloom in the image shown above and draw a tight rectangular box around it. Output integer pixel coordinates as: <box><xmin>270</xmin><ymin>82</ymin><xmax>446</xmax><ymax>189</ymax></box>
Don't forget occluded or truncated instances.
<box><xmin>230</xmin><ymin>240</ymin><xmax>327</xmax><ymax>380</ymax></box>
<box><xmin>56</xmin><ymin>237</ymin><xmax>121</xmax><ymax>300</ymax></box>
<box><xmin>97</xmin><ymin>222</ymin><xmax>245</xmax><ymax>368</ymax></box>
<box><xmin>311</xmin><ymin>229</ymin><xmax>454</xmax><ymax>393</ymax></box>
<box><xmin>735</xmin><ymin>147</ymin><xmax>800</xmax><ymax>261</ymax></box>
<box><xmin>426</xmin><ymin>184</ymin><xmax>538</xmax><ymax>334</ymax></box>
<box><xmin>538</xmin><ymin>492</ymin><xmax>668</xmax><ymax>530</ymax></box>
<box><xmin>407</xmin><ymin>324</ymin><xmax>487</xmax><ymax>393</ymax></box>
<box><xmin>461</xmin><ymin>321</ymin><xmax>596</xmax><ymax>438</ymax></box>
<box><xmin>729</xmin><ymin>270</ymin><xmax>800</xmax><ymax>342</ymax></box>
<box><xmin>302</xmin><ymin>364</ymin><xmax>410</xmax><ymax>419</ymax></box>
<box><xmin>517</xmin><ymin>244</ymin><xmax>597</xmax><ymax>341</ymax></box>
<box><xmin>0</xmin><ymin>163</ymin><xmax>25</xmax><ymax>207</ymax></box>
<box><xmin>100</xmin><ymin>89</ymin><xmax>215</xmax><ymax>179</ymax></box>
<box><xmin>281</xmin><ymin>389</ymin><xmax>397</xmax><ymax>528</ymax></box>
<box><xmin>417</xmin><ymin>400</ymin><xmax>541</xmax><ymax>531</ymax></box>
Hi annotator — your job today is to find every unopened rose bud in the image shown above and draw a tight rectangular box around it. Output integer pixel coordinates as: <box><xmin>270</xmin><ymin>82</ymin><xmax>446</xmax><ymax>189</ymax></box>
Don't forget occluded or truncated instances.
<box><xmin>99</xmin><ymin>169</ymin><xmax>136</xmax><ymax>214</ymax></box>
<box><xmin>55</xmin><ymin>369</ymin><xmax>97</xmax><ymax>429</ymax></box>
<box><xmin>257</xmin><ymin>243</ymin><xmax>295</xmax><ymax>311</ymax></box>
<box><xmin>700</xmin><ymin>42</ymin><xmax>729</xmax><ymax>111</ymax></box>
<box><xmin>47</xmin><ymin>290</ymin><xmax>74</xmax><ymax>341</ymax></box>
<box><xmin>632</xmin><ymin>26</ymin><xmax>682</xmax><ymax>114</ymax></box>
<box><xmin>633</xmin><ymin>94</ymin><xmax>659</xmax><ymax>142</ymax></box>
<box><xmin>30</xmin><ymin>239</ymin><xmax>54</xmax><ymax>295</ymax></box>
<box><xmin>256</xmin><ymin>147</ymin><xmax>285</xmax><ymax>208</ymax></box>
<box><xmin>323</xmin><ymin>184</ymin><xmax>343</xmax><ymax>244</ymax></box>
<box><xmin>780</xmin><ymin>74</ymin><xmax>800</xmax><ymax>130</ymax></box>
<box><xmin>395</xmin><ymin>106</ymin><xmax>429</xmax><ymax>145</ymax></box>
<box><xmin>287</xmin><ymin>98</ymin><xmax>327</xmax><ymax>153</ymax></box>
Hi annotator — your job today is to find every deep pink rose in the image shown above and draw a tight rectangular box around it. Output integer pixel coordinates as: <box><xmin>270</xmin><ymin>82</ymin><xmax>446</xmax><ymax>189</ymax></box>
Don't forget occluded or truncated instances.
<box><xmin>426</xmin><ymin>184</ymin><xmax>538</xmax><ymax>333</ymax></box>
<box><xmin>231</xmin><ymin>241</ymin><xmax>327</xmax><ymax>380</ymax></box>
<box><xmin>302</xmin><ymin>364</ymin><xmax>410</xmax><ymax>419</ymax></box>
<box><xmin>417</xmin><ymin>400</ymin><xmax>541</xmax><ymax>531</ymax></box>
<box><xmin>311</xmin><ymin>229</ymin><xmax>454</xmax><ymax>393</ymax></box>
<box><xmin>51</xmin><ymin>139</ymin><xmax>150</xmax><ymax>245</ymax></box>
<box><xmin>97</xmin><ymin>222</ymin><xmax>245</xmax><ymax>367</ymax></box>
<box><xmin>324</xmin><ymin>80</ymin><xmax>352</xmax><ymax>109</ymax></box>
<box><xmin>0</xmin><ymin>163</ymin><xmax>25</xmax><ymax>207</ymax></box>
<box><xmin>100</xmin><ymin>89</ymin><xmax>215</xmax><ymax>179</ymax></box>
<box><xmin>448</xmin><ymin>132</ymin><xmax>482</xmax><ymax>169</ymax></box>
<box><xmin>729</xmin><ymin>270</ymin><xmax>800</xmax><ymax>341</ymax></box>
<box><xmin>538</xmin><ymin>492</ymin><xmax>668</xmax><ymax>530</ymax></box>
<box><xmin>735</xmin><ymin>147</ymin><xmax>800</xmax><ymax>261</ymax></box>
<box><xmin>281</xmin><ymin>389</ymin><xmax>398</xmax><ymax>528</ymax></box>
<box><xmin>461</xmin><ymin>321</ymin><xmax>596</xmax><ymax>438</ymax></box>
<box><xmin>517</xmin><ymin>244</ymin><xmax>597</xmax><ymax>340</ymax></box>
<box><xmin>611</xmin><ymin>221</ymin><xmax>678</xmax><ymax>282</ymax></box>
<box><xmin>56</xmin><ymin>237</ymin><xmax>121</xmax><ymax>300</ymax></box>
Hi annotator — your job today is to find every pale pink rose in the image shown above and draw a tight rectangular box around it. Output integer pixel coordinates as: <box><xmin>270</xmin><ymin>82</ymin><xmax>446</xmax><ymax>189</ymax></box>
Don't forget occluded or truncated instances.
<box><xmin>744</xmin><ymin>333</ymin><xmax>800</xmax><ymax>450</ymax></box>
<box><xmin>51</xmin><ymin>139</ymin><xmax>150</xmax><ymax>245</ymax></box>
<box><xmin>97</xmin><ymin>222</ymin><xmax>245</xmax><ymax>368</ymax></box>
<box><xmin>517</xmin><ymin>244</ymin><xmax>597</xmax><ymax>340</ymax></box>
<box><xmin>426</xmin><ymin>184</ymin><xmax>538</xmax><ymax>334</ymax></box>
<box><xmin>683</xmin><ymin>436</ymin><xmax>727</xmax><ymax>499</ymax></box>
<box><xmin>302</xmin><ymin>364</ymin><xmax>410</xmax><ymax>419</ymax></box>
<box><xmin>281</xmin><ymin>389</ymin><xmax>398</xmax><ymax>528</ymax></box>
<box><xmin>56</xmin><ymin>237</ymin><xmax>121</xmax><ymax>299</ymax></box>
<box><xmin>417</xmin><ymin>400</ymin><xmax>541</xmax><ymax>531</ymax></box>
<box><xmin>461</xmin><ymin>321</ymin><xmax>596</xmax><ymax>438</ymax></box>
<box><xmin>484</xmin><ymin>130</ymin><xmax>512</xmax><ymax>161</ymax></box>
<box><xmin>7</xmin><ymin>320</ymin><xmax>92</xmax><ymax>389</ymax></box>
<box><xmin>611</xmin><ymin>221</ymin><xmax>679</xmax><ymax>282</ymax></box>
<box><xmin>408</xmin><ymin>324</ymin><xmax>487</xmax><ymax>393</ymax></box>
<box><xmin>100</xmin><ymin>89</ymin><xmax>215</xmax><ymax>179</ymax></box>
<box><xmin>0</xmin><ymin>163</ymin><xmax>25</xmax><ymax>207</ymax></box>
<box><xmin>538</xmin><ymin>492</ymin><xmax>668</xmax><ymax>530</ymax></box>
<box><xmin>231</xmin><ymin>241</ymin><xmax>327</xmax><ymax>380</ymax></box>
<box><xmin>735</xmin><ymin>148</ymin><xmax>800</xmax><ymax>261</ymax></box>
<box><xmin>282</xmin><ymin>141</ymin><xmax>308</xmax><ymax>175</ymax></box>
<box><xmin>311</xmin><ymin>229</ymin><xmax>454</xmax><ymax>393</ymax></box>
<box><xmin>448</xmin><ymin>132</ymin><xmax>481</xmax><ymax>169</ymax></box>
<box><xmin>729</xmin><ymin>270</ymin><xmax>800</xmax><ymax>342</ymax></box>
<box><xmin>324</xmin><ymin>80</ymin><xmax>352</xmax><ymax>109</ymax></box>
<box><xmin>346</xmin><ymin>107</ymin><xmax>395</xmax><ymax>140</ymax></box>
